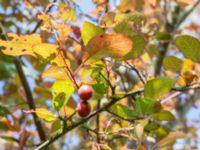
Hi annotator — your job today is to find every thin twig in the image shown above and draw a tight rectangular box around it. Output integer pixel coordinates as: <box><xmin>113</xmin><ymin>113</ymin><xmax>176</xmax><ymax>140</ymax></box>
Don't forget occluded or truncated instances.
<box><xmin>31</xmin><ymin>0</ymin><xmax>57</xmax><ymax>33</ymax></box>
<box><xmin>96</xmin><ymin>99</ymin><xmax>101</xmax><ymax>143</ymax></box>
<box><xmin>35</xmin><ymin>88</ymin><xmax>142</xmax><ymax>150</ymax></box>
<box><xmin>125</xmin><ymin>61</ymin><xmax>146</xmax><ymax>84</ymax></box>
<box><xmin>106</xmin><ymin>109</ymin><xmax>135</xmax><ymax>122</ymax></box>
<box><xmin>35</xmin><ymin>82</ymin><xmax>200</xmax><ymax>149</ymax></box>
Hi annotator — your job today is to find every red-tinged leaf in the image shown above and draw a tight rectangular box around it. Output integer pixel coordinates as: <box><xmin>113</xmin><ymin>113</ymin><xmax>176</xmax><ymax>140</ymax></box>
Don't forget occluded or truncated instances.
<box><xmin>83</xmin><ymin>34</ymin><xmax>133</xmax><ymax>62</ymax></box>
<box><xmin>73</xmin><ymin>26</ymin><xmax>81</xmax><ymax>39</ymax></box>
<box><xmin>19</xmin><ymin>129</ymin><xmax>31</xmax><ymax>147</ymax></box>
<box><xmin>0</xmin><ymin>117</ymin><xmax>20</xmax><ymax>131</ymax></box>
<box><xmin>54</xmin><ymin>23</ymin><xmax>72</xmax><ymax>43</ymax></box>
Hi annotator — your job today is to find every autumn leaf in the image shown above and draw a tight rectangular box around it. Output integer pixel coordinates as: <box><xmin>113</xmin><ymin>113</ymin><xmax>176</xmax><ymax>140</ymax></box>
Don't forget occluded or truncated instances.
<box><xmin>177</xmin><ymin>0</ymin><xmax>196</xmax><ymax>6</ymax></box>
<box><xmin>0</xmin><ymin>33</ymin><xmax>70</xmax><ymax>67</ymax></box>
<box><xmin>0</xmin><ymin>33</ymin><xmax>41</xmax><ymax>56</ymax></box>
<box><xmin>54</xmin><ymin>23</ymin><xmax>72</xmax><ymax>43</ymax></box>
<box><xmin>135</xmin><ymin>119</ymin><xmax>149</xmax><ymax>140</ymax></box>
<box><xmin>37</xmin><ymin>14</ymin><xmax>52</xmax><ymax>31</ymax></box>
<box><xmin>83</xmin><ymin>34</ymin><xmax>133</xmax><ymax>62</ymax></box>
<box><xmin>35</xmin><ymin>108</ymin><xmax>57</xmax><ymax>122</ymax></box>
<box><xmin>147</xmin><ymin>0</ymin><xmax>158</xmax><ymax>7</ymax></box>
<box><xmin>41</xmin><ymin>65</ymin><xmax>68</xmax><ymax>80</ymax></box>
<box><xmin>156</xmin><ymin>131</ymin><xmax>186</xmax><ymax>147</ymax></box>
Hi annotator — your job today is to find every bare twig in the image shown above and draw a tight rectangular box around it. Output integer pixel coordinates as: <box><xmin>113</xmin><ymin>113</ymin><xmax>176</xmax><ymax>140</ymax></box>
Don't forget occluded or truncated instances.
<box><xmin>96</xmin><ymin>99</ymin><xmax>101</xmax><ymax>143</ymax></box>
<box><xmin>125</xmin><ymin>61</ymin><xmax>146</xmax><ymax>84</ymax></box>
<box><xmin>31</xmin><ymin>0</ymin><xmax>57</xmax><ymax>33</ymax></box>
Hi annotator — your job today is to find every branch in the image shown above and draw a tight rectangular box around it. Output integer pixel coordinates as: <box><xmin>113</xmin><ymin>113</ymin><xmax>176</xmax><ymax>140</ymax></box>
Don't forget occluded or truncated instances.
<box><xmin>125</xmin><ymin>61</ymin><xmax>146</xmax><ymax>84</ymax></box>
<box><xmin>35</xmin><ymin>82</ymin><xmax>200</xmax><ymax>149</ymax></box>
<box><xmin>106</xmin><ymin>109</ymin><xmax>136</xmax><ymax>122</ymax></box>
<box><xmin>96</xmin><ymin>99</ymin><xmax>101</xmax><ymax>143</ymax></box>
<box><xmin>0</xmin><ymin>0</ymin><xmax>57</xmax><ymax>143</ymax></box>
<box><xmin>35</xmin><ymin>89</ymin><xmax>142</xmax><ymax>150</ymax></box>
<box><xmin>14</xmin><ymin>59</ymin><xmax>47</xmax><ymax>141</ymax></box>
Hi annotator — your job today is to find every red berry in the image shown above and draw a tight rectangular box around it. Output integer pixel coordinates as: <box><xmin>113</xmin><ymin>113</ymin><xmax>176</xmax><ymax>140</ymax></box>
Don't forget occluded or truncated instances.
<box><xmin>77</xmin><ymin>101</ymin><xmax>91</xmax><ymax>117</ymax></box>
<box><xmin>78</xmin><ymin>85</ymin><xmax>93</xmax><ymax>101</ymax></box>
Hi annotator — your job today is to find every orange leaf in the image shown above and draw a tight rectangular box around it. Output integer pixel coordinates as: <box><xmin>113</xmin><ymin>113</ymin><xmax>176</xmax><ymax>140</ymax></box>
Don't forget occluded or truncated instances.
<box><xmin>83</xmin><ymin>34</ymin><xmax>133</xmax><ymax>62</ymax></box>
<box><xmin>177</xmin><ymin>0</ymin><xmax>196</xmax><ymax>6</ymax></box>
<box><xmin>147</xmin><ymin>0</ymin><xmax>158</xmax><ymax>7</ymax></box>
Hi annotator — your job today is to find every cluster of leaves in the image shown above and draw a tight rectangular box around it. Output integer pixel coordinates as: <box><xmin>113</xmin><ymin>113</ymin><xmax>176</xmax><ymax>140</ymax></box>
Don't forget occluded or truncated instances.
<box><xmin>0</xmin><ymin>0</ymin><xmax>200</xmax><ymax>149</ymax></box>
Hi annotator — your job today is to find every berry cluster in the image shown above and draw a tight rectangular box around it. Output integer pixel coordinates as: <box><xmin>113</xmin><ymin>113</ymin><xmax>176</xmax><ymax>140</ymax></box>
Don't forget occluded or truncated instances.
<box><xmin>77</xmin><ymin>85</ymin><xmax>93</xmax><ymax>117</ymax></box>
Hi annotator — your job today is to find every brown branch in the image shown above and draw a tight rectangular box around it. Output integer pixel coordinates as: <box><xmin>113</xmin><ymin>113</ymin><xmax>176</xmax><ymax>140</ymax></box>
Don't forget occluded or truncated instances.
<box><xmin>96</xmin><ymin>99</ymin><xmax>101</xmax><ymax>143</ymax></box>
<box><xmin>14</xmin><ymin>59</ymin><xmax>47</xmax><ymax>141</ymax></box>
<box><xmin>0</xmin><ymin>0</ymin><xmax>57</xmax><ymax>143</ymax></box>
<box><xmin>34</xmin><ymin>82</ymin><xmax>200</xmax><ymax>149</ymax></box>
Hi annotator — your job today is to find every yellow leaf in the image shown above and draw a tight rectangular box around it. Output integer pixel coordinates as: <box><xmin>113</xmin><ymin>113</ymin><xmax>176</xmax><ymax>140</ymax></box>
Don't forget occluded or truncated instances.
<box><xmin>41</xmin><ymin>65</ymin><xmax>68</xmax><ymax>80</ymax></box>
<box><xmin>38</xmin><ymin>14</ymin><xmax>52</xmax><ymax>31</ymax></box>
<box><xmin>54</xmin><ymin>24</ymin><xmax>72</xmax><ymax>43</ymax></box>
<box><xmin>83</xmin><ymin>34</ymin><xmax>133</xmax><ymax>62</ymax></box>
<box><xmin>0</xmin><ymin>33</ymin><xmax>41</xmax><ymax>56</ymax></box>
<box><xmin>35</xmin><ymin>108</ymin><xmax>56</xmax><ymax>122</ymax></box>
<box><xmin>157</xmin><ymin>131</ymin><xmax>186</xmax><ymax>147</ymax></box>
<box><xmin>118</xmin><ymin>0</ymin><xmax>144</xmax><ymax>12</ymax></box>
<box><xmin>135</xmin><ymin>119</ymin><xmax>148</xmax><ymax>140</ymax></box>
<box><xmin>147</xmin><ymin>0</ymin><xmax>158</xmax><ymax>7</ymax></box>
<box><xmin>0</xmin><ymin>33</ymin><xmax>70</xmax><ymax>67</ymax></box>
<box><xmin>33</xmin><ymin>43</ymin><xmax>59</xmax><ymax>58</ymax></box>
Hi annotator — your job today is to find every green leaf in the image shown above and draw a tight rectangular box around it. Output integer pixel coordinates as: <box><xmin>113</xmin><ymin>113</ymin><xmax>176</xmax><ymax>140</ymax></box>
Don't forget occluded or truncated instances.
<box><xmin>51</xmin><ymin>120</ymin><xmax>62</xmax><ymax>133</ymax></box>
<box><xmin>155</xmin><ymin>32</ymin><xmax>171</xmax><ymax>41</ymax></box>
<box><xmin>176</xmin><ymin>35</ymin><xmax>200</xmax><ymax>63</ymax></box>
<box><xmin>148</xmin><ymin>44</ymin><xmax>159</xmax><ymax>57</ymax></box>
<box><xmin>35</xmin><ymin>108</ymin><xmax>56</xmax><ymax>122</ymax></box>
<box><xmin>111</xmin><ymin>104</ymin><xmax>137</xmax><ymax>119</ymax></box>
<box><xmin>52</xmin><ymin>79</ymin><xmax>75</xmax><ymax>110</ymax></box>
<box><xmin>135</xmin><ymin>98</ymin><xmax>155</xmax><ymax>115</ymax></box>
<box><xmin>157</xmin><ymin>131</ymin><xmax>186</xmax><ymax>147</ymax></box>
<box><xmin>115</xmin><ymin>12</ymin><xmax>145</xmax><ymax>25</ymax></box>
<box><xmin>114</xmin><ymin>21</ymin><xmax>134</xmax><ymax>37</ymax></box>
<box><xmin>163</xmin><ymin>56</ymin><xmax>182</xmax><ymax>73</ymax></box>
<box><xmin>155</xmin><ymin>126</ymin><xmax>170</xmax><ymax>138</ymax></box>
<box><xmin>152</xmin><ymin>111</ymin><xmax>174</xmax><ymax>121</ymax></box>
<box><xmin>145</xmin><ymin>122</ymin><xmax>159</xmax><ymax>131</ymax></box>
<box><xmin>92</xmin><ymin>83</ymin><xmax>108</xmax><ymax>96</ymax></box>
<box><xmin>0</xmin><ymin>121</ymin><xmax>8</xmax><ymax>130</ymax></box>
<box><xmin>0</xmin><ymin>105</ymin><xmax>10</xmax><ymax>117</ymax></box>
<box><xmin>144</xmin><ymin>77</ymin><xmax>175</xmax><ymax>100</ymax></box>
<box><xmin>122</xmin><ymin>35</ymin><xmax>145</xmax><ymax>60</ymax></box>
<box><xmin>81</xmin><ymin>21</ymin><xmax>104</xmax><ymax>45</ymax></box>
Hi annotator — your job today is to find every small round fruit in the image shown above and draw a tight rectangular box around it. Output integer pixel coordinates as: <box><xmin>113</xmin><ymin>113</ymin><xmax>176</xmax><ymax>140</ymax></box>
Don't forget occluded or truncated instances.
<box><xmin>77</xmin><ymin>101</ymin><xmax>91</xmax><ymax>117</ymax></box>
<box><xmin>78</xmin><ymin>85</ymin><xmax>93</xmax><ymax>101</ymax></box>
